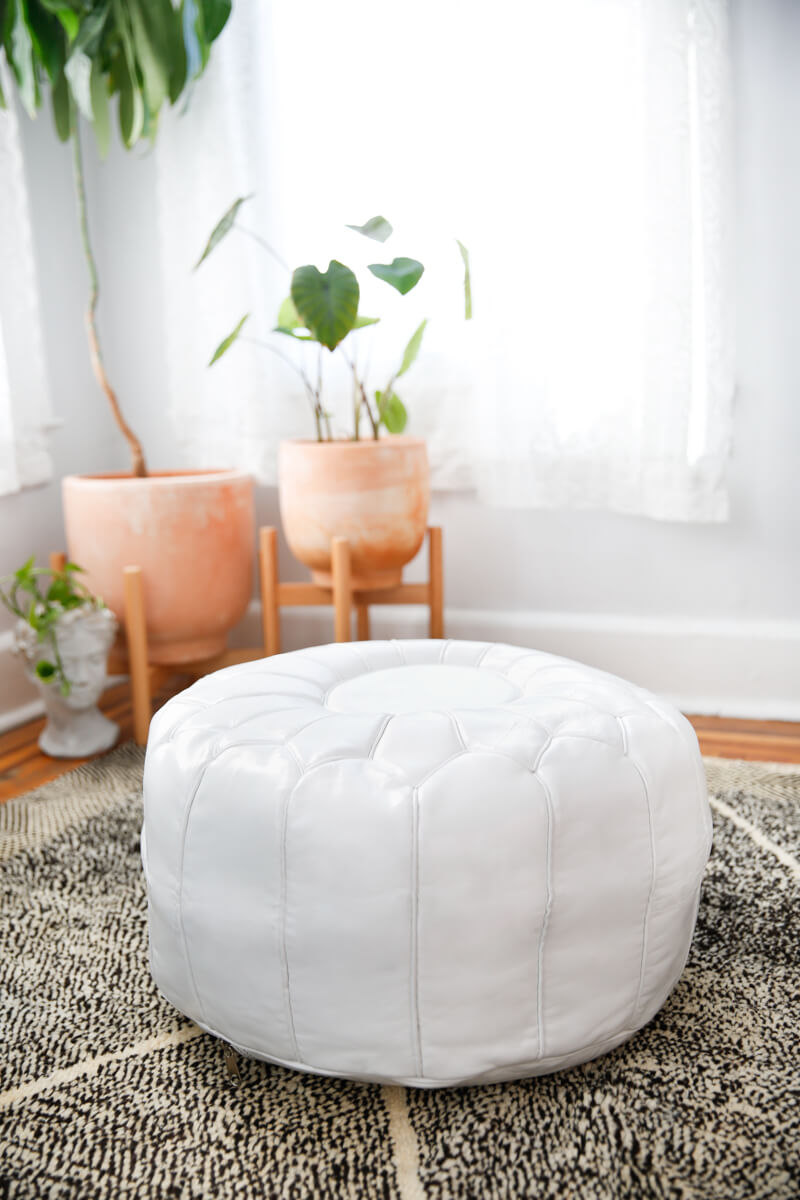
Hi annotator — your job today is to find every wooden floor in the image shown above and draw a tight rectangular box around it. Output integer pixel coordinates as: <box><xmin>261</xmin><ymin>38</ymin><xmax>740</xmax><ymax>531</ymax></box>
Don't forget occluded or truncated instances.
<box><xmin>1</xmin><ymin>688</ymin><xmax>799</xmax><ymax>803</ymax></box>
<box><xmin>0</xmin><ymin>676</ymin><xmax>192</xmax><ymax>804</ymax></box>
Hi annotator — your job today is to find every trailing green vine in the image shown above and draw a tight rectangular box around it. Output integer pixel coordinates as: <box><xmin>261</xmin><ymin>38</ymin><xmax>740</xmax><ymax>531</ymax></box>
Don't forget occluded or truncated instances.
<box><xmin>0</xmin><ymin>559</ymin><xmax>104</xmax><ymax>695</ymax></box>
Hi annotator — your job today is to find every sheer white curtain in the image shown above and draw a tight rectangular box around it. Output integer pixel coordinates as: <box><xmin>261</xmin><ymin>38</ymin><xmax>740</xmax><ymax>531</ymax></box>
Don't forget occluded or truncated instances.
<box><xmin>155</xmin><ymin>0</ymin><xmax>733</xmax><ymax>521</ymax></box>
<box><xmin>0</xmin><ymin>65</ymin><xmax>55</xmax><ymax>497</ymax></box>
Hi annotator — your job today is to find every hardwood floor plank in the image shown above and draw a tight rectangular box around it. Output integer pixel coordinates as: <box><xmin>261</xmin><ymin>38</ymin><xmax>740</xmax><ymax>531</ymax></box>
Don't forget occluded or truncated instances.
<box><xmin>687</xmin><ymin>714</ymin><xmax>800</xmax><ymax>738</ymax></box>
<box><xmin>0</xmin><ymin>681</ymin><xmax>172</xmax><ymax>803</ymax></box>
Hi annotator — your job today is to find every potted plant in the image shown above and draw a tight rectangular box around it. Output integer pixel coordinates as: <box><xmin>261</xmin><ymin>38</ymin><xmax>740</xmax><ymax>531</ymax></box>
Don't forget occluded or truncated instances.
<box><xmin>1</xmin><ymin>559</ymin><xmax>118</xmax><ymax>757</ymax></box>
<box><xmin>1</xmin><ymin>3</ymin><xmax>254</xmax><ymax>663</ymax></box>
<box><xmin>198</xmin><ymin>205</ymin><xmax>471</xmax><ymax>588</ymax></box>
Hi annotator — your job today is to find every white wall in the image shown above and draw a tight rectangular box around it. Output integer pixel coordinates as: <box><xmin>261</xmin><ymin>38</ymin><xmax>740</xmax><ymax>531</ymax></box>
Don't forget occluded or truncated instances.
<box><xmin>0</xmin><ymin>117</ymin><xmax>130</xmax><ymax>722</ymax></box>
<box><xmin>2</xmin><ymin>0</ymin><xmax>799</xmax><ymax>729</ymax></box>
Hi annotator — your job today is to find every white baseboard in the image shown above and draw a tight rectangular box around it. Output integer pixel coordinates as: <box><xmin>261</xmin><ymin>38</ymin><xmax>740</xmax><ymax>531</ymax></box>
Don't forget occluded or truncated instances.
<box><xmin>0</xmin><ymin>631</ymin><xmax>42</xmax><ymax>733</ymax></box>
<box><xmin>0</xmin><ymin>695</ymin><xmax>44</xmax><ymax>734</ymax></box>
<box><xmin>232</xmin><ymin>603</ymin><xmax>800</xmax><ymax>722</ymax></box>
<box><xmin>2</xmin><ymin>607</ymin><xmax>799</xmax><ymax>733</ymax></box>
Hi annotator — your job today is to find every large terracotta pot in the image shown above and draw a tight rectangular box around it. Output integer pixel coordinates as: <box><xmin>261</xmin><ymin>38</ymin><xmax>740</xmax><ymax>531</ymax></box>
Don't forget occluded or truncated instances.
<box><xmin>279</xmin><ymin>437</ymin><xmax>429</xmax><ymax>589</ymax></box>
<box><xmin>62</xmin><ymin>470</ymin><xmax>254</xmax><ymax>664</ymax></box>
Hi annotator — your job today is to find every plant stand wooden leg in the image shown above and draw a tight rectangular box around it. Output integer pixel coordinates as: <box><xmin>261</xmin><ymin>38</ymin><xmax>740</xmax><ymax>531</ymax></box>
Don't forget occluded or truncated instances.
<box><xmin>260</xmin><ymin>526</ymin><xmax>280</xmax><ymax>656</ymax></box>
<box><xmin>123</xmin><ymin>566</ymin><xmax>151</xmax><ymax>746</ymax></box>
<box><xmin>356</xmin><ymin>603</ymin><xmax>370</xmax><ymax>641</ymax></box>
<box><xmin>49</xmin><ymin>551</ymin><xmax>67</xmax><ymax>573</ymax></box>
<box><xmin>332</xmin><ymin>537</ymin><xmax>352</xmax><ymax>643</ymax></box>
<box><xmin>428</xmin><ymin>525</ymin><xmax>444</xmax><ymax>638</ymax></box>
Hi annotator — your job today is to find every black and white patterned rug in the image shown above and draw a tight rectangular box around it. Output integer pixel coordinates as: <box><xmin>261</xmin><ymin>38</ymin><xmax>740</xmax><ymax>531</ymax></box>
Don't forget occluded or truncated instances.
<box><xmin>1</xmin><ymin>746</ymin><xmax>798</xmax><ymax>1199</ymax></box>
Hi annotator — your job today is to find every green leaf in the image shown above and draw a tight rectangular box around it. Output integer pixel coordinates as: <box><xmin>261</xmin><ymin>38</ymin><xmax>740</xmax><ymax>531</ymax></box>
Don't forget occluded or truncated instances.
<box><xmin>376</xmin><ymin>390</ymin><xmax>407</xmax><ymax>434</ymax></box>
<box><xmin>112</xmin><ymin>0</ymin><xmax>145</xmax><ymax>146</ymax></box>
<box><xmin>128</xmin><ymin>0</ymin><xmax>171</xmax><ymax>115</ymax></box>
<box><xmin>346</xmin><ymin>215</ymin><xmax>393</xmax><ymax>243</ymax></box>
<box><xmin>397</xmin><ymin>318</ymin><xmax>427</xmax><ymax>378</ymax></box>
<box><xmin>291</xmin><ymin>261</ymin><xmax>360</xmax><ymax>352</ymax></box>
<box><xmin>37</xmin><ymin>1</ymin><xmax>81</xmax><ymax>41</ymax></box>
<box><xmin>54</xmin><ymin>7</ymin><xmax>79</xmax><ymax>42</ymax></box>
<box><xmin>14</xmin><ymin>556</ymin><xmax>35</xmax><ymax>583</ymax></box>
<box><xmin>166</xmin><ymin>4</ymin><xmax>187</xmax><ymax>101</ymax></box>
<box><xmin>197</xmin><ymin>0</ymin><xmax>230</xmax><ymax>43</ymax></box>
<box><xmin>26</xmin><ymin>3</ymin><xmax>65</xmax><ymax>81</ymax></box>
<box><xmin>51</xmin><ymin>65</ymin><xmax>72</xmax><ymax>139</ymax></box>
<box><xmin>209</xmin><ymin>314</ymin><xmax>249</xmax><ymax>365</ymax></box>
<box><xmin>117</xmin><ymin>66</ymin><xmax>144</xmax><ymax>147</ymax></box>
<box><xmin>64</xmin><ymin>561</ymin><xmax>85</xmax><ymax>572</ymax></box>
<box><xmin>90</xmin><ymin>56</ymin><xmax>110</xmax><ymax>157</ymax></box>
<box><xmin>64</xmin><ymin>2</ymin><xmax>109</xmax><ymax>121</ymax></box>
<box><xmin>69</xmin><ymin>4</ymin><xmax>110</xmax><ymax>57</ymax></box>
<box><xmin>457</xmin><ymin>239</ymin><xmax>472</xmax><ymax>320</ymax></box>
<box><xmin>195</xmin><ymin>195</ymin><xmax>251</xmax><ymax>269</ymax></box>
<box><xmin>35</xmin><ymin>660</ymin><xmax>57</xmax><ymax>681</ymax></box>
<box><xmin>64</xmin><ymin>47</ymin><xmax>92</xmax><ymax>119</ymax></box>
<box><xmin>368</xmin><ymin>257</ymin><xmax>424</xmax><ymax>296</ymax></box>
<box><xmin>46</xmin><ymin>578</ymin><xmax>70</xmax><ymax>604</ymax></box>
<box><xmin>274</xmin><ymin>295</ymin><xmax>314</xmax><ymax>338</ymax></box>
<box><xmin>180</xmin><ymin>0</ymin><xmax>231</xmax><ymax>78</ymax></box>
<box><xmin>141</xmin><ymin>91</ymin><xmax>160</xmax><ymax>143</ymax></box>
<box><xmin>8</xmin><ymin>0</ymin><xmax>40</xmax><ymax>118</ymax></box>
<box><xmin>353</xmin><ymin>315</ymin><xmax>380</xmax><ymax>329</ymax></box>
<box><xmin>273</xmin><ymin>327</ymin><xmax>315</xmax><ymax>341</ymax></box>
<box><xmin>276</xmin><ymin>295</ymin><xmax>301</xmax><ymax>330</ymax></box>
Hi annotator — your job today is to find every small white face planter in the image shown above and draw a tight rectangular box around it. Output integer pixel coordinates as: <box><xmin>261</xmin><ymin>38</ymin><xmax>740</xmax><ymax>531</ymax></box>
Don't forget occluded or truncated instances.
<box><xmin>15</xmin><ymin>607</ymin><xmax>119</xmax><ymax>758</ymax></box>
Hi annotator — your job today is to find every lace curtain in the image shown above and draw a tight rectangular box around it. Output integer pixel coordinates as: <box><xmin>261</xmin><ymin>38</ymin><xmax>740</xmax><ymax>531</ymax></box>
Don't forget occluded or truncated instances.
<box><xmin>155</xmin><ymin>0</ymin><xmax>733</xmax><ymax>521</ymax></box>
<box><xmin>0</xmin><ymin>65</ymin><xmax>54</xmax><ymax>497</ymax></box>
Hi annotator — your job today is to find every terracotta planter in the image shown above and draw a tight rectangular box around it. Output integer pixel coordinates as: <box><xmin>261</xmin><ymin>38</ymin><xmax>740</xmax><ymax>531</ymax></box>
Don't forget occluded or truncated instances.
<box><xmin>62</xmin><ymin>470</ymin><xmax>254</xmax><ymax>664</ymax></box>
<box><xmin>279</xmin><ymin>437</ymin><xmax>429</xmax><ymax>589</ymax></box>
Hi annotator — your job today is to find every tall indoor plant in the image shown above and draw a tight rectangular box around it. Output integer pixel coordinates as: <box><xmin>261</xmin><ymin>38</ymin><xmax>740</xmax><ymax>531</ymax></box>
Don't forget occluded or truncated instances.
<box><xmin>1</xmin><ymin>2</ymin><xmax>255</xmax><ymax>663</ymax></box>
<box><xmin>198</xmin><ymin>203</ymin><xmax>472</xmax><ymax>586</ymax></box>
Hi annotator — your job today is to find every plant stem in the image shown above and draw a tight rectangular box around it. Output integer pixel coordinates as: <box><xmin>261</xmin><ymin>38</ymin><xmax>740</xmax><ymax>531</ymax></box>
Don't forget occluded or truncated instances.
<box><xmin>71</xmin><ymin>122</ymin><xmax>147</xmax><ymax>477</ymax></box>
<box><xmin>241</xmin><ymin>334</ymin><xmax>322</xmax><ymax>437</ymax></box>
<box><xmin>343</xmin><ymin>353</ymin><xmax>379</xmax><ymax>439</ymax></box>
<box><xmin>359</xmin><ymin>377</ymin><xmax>380</xmax><ymax>439</ymax></box>
<box><xmin>236</xmin><ymin>226</ymin><xmax>290</xmax><ymax>272</ymax></box>
<box><xmin>317</xmin><ymin>347</ymin><xmax>332</xmax><ymax>441</ymax></box>
<box><xmin>353</xmin><ymin>376</ymin><xmax>361</xmax><ymax>441</ymax></box>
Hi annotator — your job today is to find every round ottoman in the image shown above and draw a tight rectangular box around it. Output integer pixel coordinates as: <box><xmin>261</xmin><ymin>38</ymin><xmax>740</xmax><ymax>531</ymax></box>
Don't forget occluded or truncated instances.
<box><xmin>141</xmin><ymin>639</ymin><xmax>712</xmax><ymax>1087</ymax></box>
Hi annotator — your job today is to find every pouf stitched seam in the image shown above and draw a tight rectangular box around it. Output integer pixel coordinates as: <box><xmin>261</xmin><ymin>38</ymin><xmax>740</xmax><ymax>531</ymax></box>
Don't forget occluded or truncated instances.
<box><xmin>172</xmin><ymin>726</ymin><xmax>661</xmax><ymax>1072</ymax></box>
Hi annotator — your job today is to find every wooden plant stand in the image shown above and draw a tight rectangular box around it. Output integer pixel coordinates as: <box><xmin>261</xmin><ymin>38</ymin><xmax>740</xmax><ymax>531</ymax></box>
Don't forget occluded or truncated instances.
<box><xmin>260</xmin><ymin>524</ymin><xmax>443</xmax><ymax>655</ymax></box>
<box><xmin>51</xmin><ymin>524</ymin><xmax>443</xmax><ymax>748</ymax></box>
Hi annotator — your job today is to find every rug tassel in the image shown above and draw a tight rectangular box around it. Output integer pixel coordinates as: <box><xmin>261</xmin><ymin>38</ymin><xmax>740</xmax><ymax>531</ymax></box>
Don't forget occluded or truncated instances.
<box><xmin>223</xmin><ymin>1044</ymin><xmax>241</xmax><ymax>1081</ymax></box>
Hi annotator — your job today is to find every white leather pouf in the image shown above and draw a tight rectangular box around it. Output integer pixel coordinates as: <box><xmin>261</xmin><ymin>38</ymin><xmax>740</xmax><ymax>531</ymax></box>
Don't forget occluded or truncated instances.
<box><xmin>142</xmin><ymin>639</ymin><xmax>712</xmax><ymax>1088</ymax></box>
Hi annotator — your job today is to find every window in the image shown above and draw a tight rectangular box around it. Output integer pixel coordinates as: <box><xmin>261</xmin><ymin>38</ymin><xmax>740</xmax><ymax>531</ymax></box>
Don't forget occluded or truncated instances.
<box><xmin>156</xmin><ymin>0</ymin><xmax>733</xmax><ymax>520</ymax></box>
<box><xmin>0</xmin><ymin>68</ymin><xmax>54</xmax><ymax>498</ymax></box>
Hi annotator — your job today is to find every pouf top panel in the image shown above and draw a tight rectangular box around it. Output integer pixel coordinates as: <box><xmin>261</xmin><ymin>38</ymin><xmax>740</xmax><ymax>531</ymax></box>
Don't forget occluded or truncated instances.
<box><xmin>327</xmin><ymin>663</ymin><xmax>524</xmax><ymax>713</ymax></box>
<box><xmin>149</xmin><ymin>638</ymin><xmax>689</xmax><ymax>755</ymax></box>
